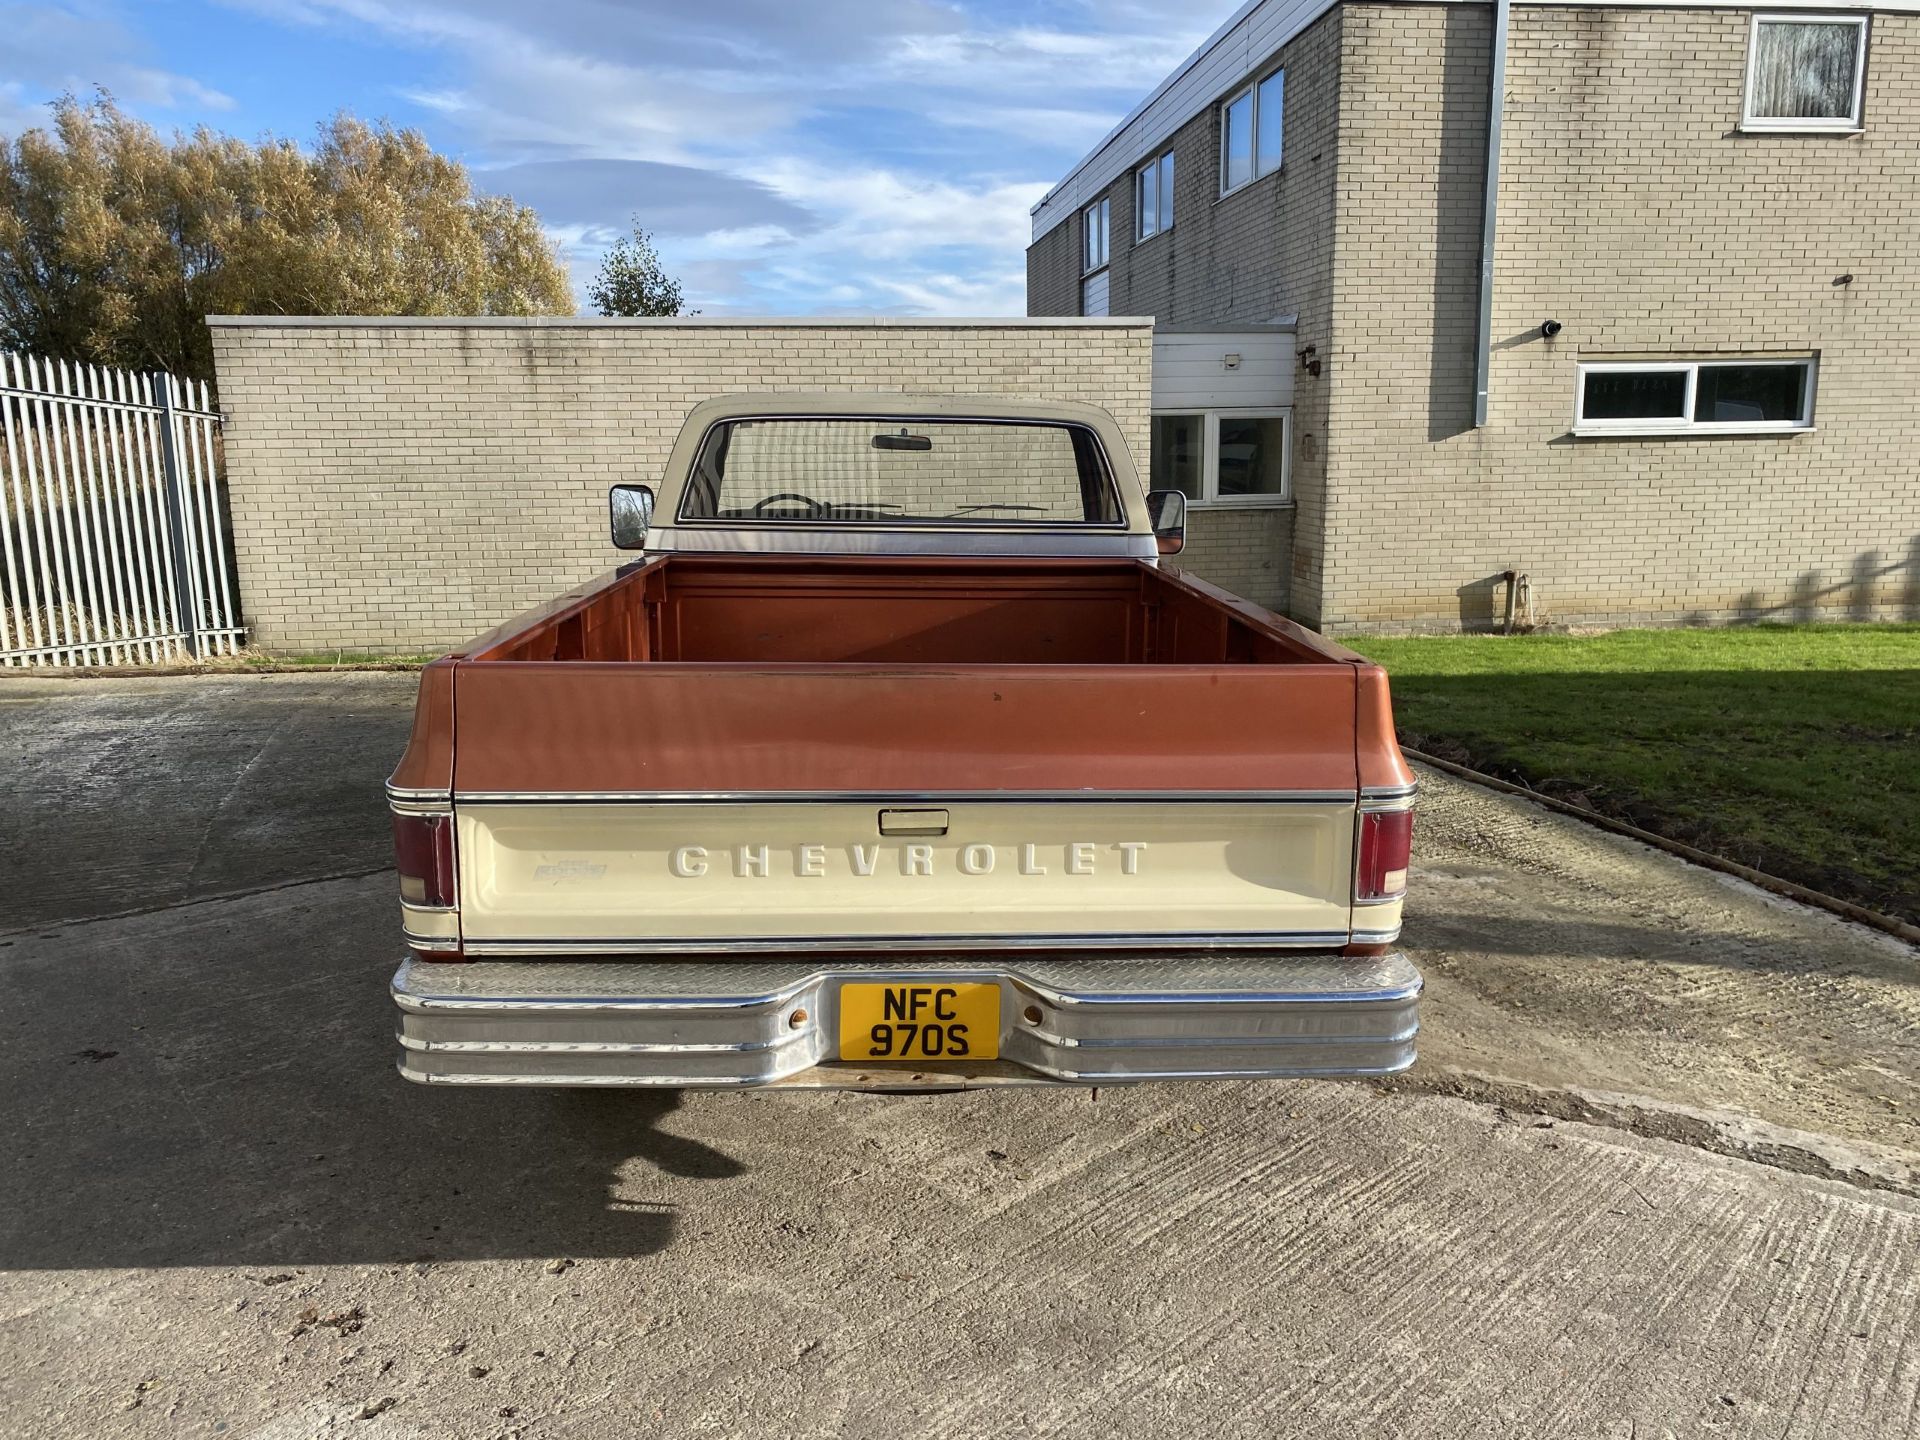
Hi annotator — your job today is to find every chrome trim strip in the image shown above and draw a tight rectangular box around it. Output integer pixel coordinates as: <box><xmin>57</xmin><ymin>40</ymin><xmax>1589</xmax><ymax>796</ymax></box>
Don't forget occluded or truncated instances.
<box><xmin>1038</xmin><ymin>1024</ymin><xmax>1421</xmax><ymax>1050</ymax></box>
<box><xmin>387</xmin><ymin>783</ymin><xmax>453</xmax><ymax>802</ymax></box>
<box><xmin>395</xmin><ymin>988</ymin><xmax>806</xmax><ymax>1015</ymax></box>
<box><xmin>388</xmin><ymin>784</ymin><xmax>453</xmax><ymax>817</ymax></box>
<box><xmin>1360</xmin><ymin>779</ymin><xmax>1420</xmax><ymax>803</ymax></box>
<box><xmin>452</xmin><ymin>789</ymin><xmax>1360</xmax><ymax>806</ymax></box>
<box><xmin>404</xmin><ymin>933</ymin><xmax>463</xmax><ymax>953</ymax></box>
<box><xmin>647</xmin><ymin>527</ymin><xmax>1157</xmax><ymax>558</ymax></box>
<box><xmin>1349</xmin><ymin>924</ymin><xmax>1403</xmax><ymax>945</ymax></box>
<box><xmin>1352</xmin><ymin>892</ymin><xmax>1407</xmax><ymax>908</ymax></box>
<box><xmin>1358</xmin><ymin>794</ymin><xmax>1417</xmax><ymax>814</ymax></box>
<box><xmin>396</xmin><ymin>1031</ymin><xmax>803</xmax><ymax>1057</ymax></box>
<box><xmin>456</xmin><ymin>930</ymin><xmax>1354</xmax><ymax>957</ymax></box>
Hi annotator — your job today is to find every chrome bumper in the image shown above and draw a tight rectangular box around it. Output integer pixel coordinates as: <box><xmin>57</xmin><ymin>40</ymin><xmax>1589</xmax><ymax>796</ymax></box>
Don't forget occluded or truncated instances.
<box><xmin>393</xmin><ymin>952</ymin><xmax>1421</xmax><ymax>1089</ymax></box>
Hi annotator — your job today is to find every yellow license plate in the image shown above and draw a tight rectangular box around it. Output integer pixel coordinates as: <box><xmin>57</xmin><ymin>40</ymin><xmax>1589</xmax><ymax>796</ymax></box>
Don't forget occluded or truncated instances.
<box><xmin>838</xmin><ymin>982</ymin><xmax>1000</xmax><ymax>1062</ymax></box>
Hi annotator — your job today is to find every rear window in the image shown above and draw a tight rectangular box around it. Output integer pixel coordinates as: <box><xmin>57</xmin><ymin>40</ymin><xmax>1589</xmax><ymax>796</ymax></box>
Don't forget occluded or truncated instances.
<box><xmin>678</xmin><ymin>417</ymin><xmax>1125</xmax><ymax>526</ymax></box>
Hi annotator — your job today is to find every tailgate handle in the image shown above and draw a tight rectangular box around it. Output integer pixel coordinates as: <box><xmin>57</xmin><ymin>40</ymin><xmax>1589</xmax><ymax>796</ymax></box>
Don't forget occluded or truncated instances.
<box><xmin>878</xmin><ymin>808</ymin><xmax>949</xmax><ymax>837</ymax></box>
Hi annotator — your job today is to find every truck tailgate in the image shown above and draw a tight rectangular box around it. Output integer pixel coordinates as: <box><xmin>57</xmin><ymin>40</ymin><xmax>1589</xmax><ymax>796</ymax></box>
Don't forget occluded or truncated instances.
<box><xmin>456</xmin><ymin>797</ymin><xmax>1354</xmax><ymax>951</ymax></box>
<box><xmin>445</xmin><ymin>662</ymin><xmax>1364</xmax><ymax>954</ymax></box>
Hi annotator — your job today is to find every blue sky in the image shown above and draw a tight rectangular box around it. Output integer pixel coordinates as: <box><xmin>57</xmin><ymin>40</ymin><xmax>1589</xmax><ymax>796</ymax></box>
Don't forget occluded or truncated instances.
<box><xmin>0</xmin><ymin>0</ymin><xmax>1219</xmax><ymax>314</ymax></box>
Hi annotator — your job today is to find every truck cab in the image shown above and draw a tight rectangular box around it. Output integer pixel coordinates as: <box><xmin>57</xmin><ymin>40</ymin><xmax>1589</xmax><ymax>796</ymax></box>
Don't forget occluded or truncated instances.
<box><xmin>388</xmin><ymin>394</ymin><xmax>1419</xmax><ymax>1087</ymax></box>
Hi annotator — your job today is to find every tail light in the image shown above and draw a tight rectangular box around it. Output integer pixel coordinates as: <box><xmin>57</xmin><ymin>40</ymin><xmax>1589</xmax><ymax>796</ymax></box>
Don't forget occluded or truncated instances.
<box><xmin>394</xmin><ymin>813</ymin><xmax>456</xmax><ymax>907</ymax></box>
<box><xmin>1356</xmin><ymin>808</ymin><xmax>1413</xmax><ymax>902</ymax></box>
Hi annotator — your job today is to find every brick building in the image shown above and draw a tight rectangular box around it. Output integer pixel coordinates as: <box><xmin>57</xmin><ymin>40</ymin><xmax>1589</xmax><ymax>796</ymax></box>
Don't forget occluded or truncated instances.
<box><xmin>1028</xmin><ymin>0</ymin><xmax>1920</xmax><ymax>631</ymax></box>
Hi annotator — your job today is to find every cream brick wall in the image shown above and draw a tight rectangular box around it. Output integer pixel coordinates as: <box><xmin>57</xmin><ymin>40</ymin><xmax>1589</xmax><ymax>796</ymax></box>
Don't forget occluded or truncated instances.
<box><xmin>1321</xmin><ymin>4</ymin><xmax>1920</xmax><ymax>632</ymax></box>
<box><xmin>209</xmin><ymin>319</ymin><xmax>1153</xmax><ymax>654</ymax></box>
<box><xmin>1173</xmin><ymin>507</ymin><xmax>1295</xmax><ymax>610</ymax></box>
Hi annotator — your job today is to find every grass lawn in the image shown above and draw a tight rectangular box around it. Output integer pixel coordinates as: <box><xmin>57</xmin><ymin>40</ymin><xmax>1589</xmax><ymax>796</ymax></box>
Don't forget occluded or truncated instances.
<box><xmin>1351</xmin><ymin>624</ymin><xmax>1920</xmax><ymax>925</ymax></box>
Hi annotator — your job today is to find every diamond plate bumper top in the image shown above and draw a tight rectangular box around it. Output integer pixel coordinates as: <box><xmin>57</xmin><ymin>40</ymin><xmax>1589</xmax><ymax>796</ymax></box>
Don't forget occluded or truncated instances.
<box><xmin>392</xmin><ymin>951</ymin><xmax>1422</xmax><ymax>1088</ymax></box>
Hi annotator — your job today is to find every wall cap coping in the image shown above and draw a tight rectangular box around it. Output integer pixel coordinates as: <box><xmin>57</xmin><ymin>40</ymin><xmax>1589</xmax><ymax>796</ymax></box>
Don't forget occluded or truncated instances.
<box><xmin>206</xmin><ymin>314</ymin><xmax>1157</xmax><ymax>331</ymax></box>
<box><xmin>1155</xmin><ymin>318</ymin><xmax>1298</xmax><ymax>333</ymax></box>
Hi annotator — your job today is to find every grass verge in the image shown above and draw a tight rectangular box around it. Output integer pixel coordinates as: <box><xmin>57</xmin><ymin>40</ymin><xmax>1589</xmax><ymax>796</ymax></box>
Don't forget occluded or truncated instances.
<box><xmin>1351</xmin><ymin>624</ymin><xmax>1920</xmax><ymax>926</ymax></box>
<box><xmin>242</xmin><ymin>651</ymin><xmax>439</xmax><ymax>668</ymax></box>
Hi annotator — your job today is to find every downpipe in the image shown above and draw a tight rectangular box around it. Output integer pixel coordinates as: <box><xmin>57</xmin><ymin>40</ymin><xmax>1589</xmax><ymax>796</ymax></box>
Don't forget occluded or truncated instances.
<box><xmin>1472</xmin><ymin>0</ymin><xmax>1512</xmax><ymax>429</ymax></box>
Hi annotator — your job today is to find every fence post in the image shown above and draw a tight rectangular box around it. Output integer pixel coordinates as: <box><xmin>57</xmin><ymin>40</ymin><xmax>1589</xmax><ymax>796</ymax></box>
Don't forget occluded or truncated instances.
<box><xmin>150</xmin><ymin>372</ymin><xmax>201</xmax><ymax>658</ymax></box>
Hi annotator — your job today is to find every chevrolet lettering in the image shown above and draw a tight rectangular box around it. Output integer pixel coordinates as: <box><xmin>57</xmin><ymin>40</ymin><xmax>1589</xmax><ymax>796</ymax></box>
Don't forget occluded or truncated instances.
<box><xmin>388</xmin><ymin>394</ymin><xmax>1420</xmax><ymax>1088</ymax></box>
<box><xmin>665</xmin><ymin>842</ymin><xmax>1148</xmax><ymax>879</ymax></box>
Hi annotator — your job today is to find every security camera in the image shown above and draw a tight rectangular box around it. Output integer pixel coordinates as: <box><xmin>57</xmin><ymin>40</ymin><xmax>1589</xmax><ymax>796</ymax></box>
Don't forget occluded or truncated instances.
<box><xmin>1541</xmin><ymin>319</ymin><xmax>1563</xmax><ymax>339</ymax></box>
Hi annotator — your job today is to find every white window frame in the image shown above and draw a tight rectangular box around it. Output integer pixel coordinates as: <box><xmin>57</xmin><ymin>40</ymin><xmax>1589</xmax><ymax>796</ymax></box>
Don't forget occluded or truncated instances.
<box><xmin>1135</xmin><ymin>151</ymin><xmax>1174</xmax><ymax>242</ymax></box>
<box><xmin>1153</xmin><ymin>408</ymin><xmax>1293</xmax><ymax>507</ymax></box>
<box><xmin>1219</xmin><ymin>67</ymin><xmax>1284</xmax><ymax>197</ymax></box>
<box><xmin>1741</xmin><ymin>13</ymin><xmax>1868</xmax><ymax>133</ymax></box>
<box><xmin>1572</xmin><ymin>358</ymin><xmax>1817</xmax><ymax>437</ymax></box>
<box><xmin>1081</xmin><ymin>197</ymin><xmax>1109</xmax><ymax>274</ymax></box>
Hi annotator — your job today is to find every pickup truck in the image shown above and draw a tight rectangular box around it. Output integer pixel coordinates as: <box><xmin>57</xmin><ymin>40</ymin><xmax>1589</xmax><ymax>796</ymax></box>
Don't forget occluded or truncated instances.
<box><xmin>388</xmin><ymin>393</ymin><xmax>1419</xmax><ymax>1088</ymax></box>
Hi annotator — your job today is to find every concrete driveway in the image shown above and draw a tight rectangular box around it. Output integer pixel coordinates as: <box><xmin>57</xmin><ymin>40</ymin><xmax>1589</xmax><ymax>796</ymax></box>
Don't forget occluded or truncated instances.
<box><xmin>2</xmin><ymin>673</ymin><xmax>1917</xmax><ymax>1440</ymax></box>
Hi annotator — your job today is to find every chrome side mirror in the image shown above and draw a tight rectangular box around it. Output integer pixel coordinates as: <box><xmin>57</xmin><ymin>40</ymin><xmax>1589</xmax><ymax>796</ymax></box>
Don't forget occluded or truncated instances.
<box><xmin>609</xmin><ymin>484</ymin><xmax>655</xmax><ymax>550</ymax></box>
<box><xmin>1145</xmin><ymin>489</ymin><xmax>1187</xmax><ymax>556</ymax></box>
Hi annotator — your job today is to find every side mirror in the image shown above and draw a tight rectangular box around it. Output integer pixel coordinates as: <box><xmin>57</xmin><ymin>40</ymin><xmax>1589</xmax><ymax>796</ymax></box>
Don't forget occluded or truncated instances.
<box><xmin>609</xmin><ymin>484</ymin><xmax>655</xmax><ymax>550</ymax></box>
<box><xmin>1145</xmin><ymin>489</ymin><xmax>1187</xmax><ymax>556</ymax></box>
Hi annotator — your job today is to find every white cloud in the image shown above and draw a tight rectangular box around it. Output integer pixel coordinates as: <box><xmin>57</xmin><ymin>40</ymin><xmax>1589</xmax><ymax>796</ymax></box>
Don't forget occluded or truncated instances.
<box><xmin>211</xmin><ymin>0</ymin><xmax>1219</xmax><ymax>314</ymax></box>
<box><xmin>0</xmin><ymin>3</ymin><xmax>235</xmax><ymax>129</ymax></box>
<box><xmin>120</xmin><ymin>68</ymin><xmax>236</xmax><ymax>112</ymax></box>
<box><xmin>743</xmin><ymin>162</ymin><xmax>1050</xmax><ymax>261</ymax></box>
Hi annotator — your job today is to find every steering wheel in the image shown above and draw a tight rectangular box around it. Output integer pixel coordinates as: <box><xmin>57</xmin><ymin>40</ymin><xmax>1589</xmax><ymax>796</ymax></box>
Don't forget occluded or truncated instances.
<box><xmin>752</xmin><ymin>492</ymin><xmax>827</xmax><ymax>517</ymax></box>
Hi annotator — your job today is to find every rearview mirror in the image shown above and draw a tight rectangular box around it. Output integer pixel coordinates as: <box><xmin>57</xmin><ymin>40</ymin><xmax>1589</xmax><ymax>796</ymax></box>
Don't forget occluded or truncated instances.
<box><xmin>609</xmin><ymin>484</ymin><xmax>655</xmax><ymax>550</ymax></box>
<box><xmin>1145</xmin><ymin>489</ymin><xmax>1186</xmax><ymax>556</ymax></box>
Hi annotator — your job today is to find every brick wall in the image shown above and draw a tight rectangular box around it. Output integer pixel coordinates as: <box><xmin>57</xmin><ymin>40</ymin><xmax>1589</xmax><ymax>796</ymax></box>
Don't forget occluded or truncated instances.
<box><xmin>1026</xmin><ymin>223</ymin><xmax>1081</xmax><ymax>318</ymax></box>
<box><xmin>209</xmin><ymin>319</ymin><xmax>1153</xmax><ymax>654</ymax></box>
<box><xmin>1321</xmin><ymin>4</ymin><xmax>1920</xmax><ymax>632</ymax></box>
<box><xmin>1173</xmin><ymin>507</ymin><xmax>1294</xmax><ymax>610</ymax></box>
<box><xmin>1026</xmin><ymin>5</ymin><xmax>1345</xmax><ymax>624</ymax></box>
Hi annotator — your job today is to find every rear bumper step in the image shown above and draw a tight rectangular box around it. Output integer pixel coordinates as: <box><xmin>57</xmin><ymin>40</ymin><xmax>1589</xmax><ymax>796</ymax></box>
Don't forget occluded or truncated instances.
<box><xmin>393</xmin><ymin>952</ymin><xmax>1421</xmax><ymax>1088</ymax></box>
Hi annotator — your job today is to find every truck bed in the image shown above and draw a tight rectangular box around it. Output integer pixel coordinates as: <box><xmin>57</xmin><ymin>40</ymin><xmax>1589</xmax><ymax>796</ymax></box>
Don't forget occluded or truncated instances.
<box><xmin>468</xmin><ymin>555</ymin><xmax>1344</xmax><ymax>667</ymax></box>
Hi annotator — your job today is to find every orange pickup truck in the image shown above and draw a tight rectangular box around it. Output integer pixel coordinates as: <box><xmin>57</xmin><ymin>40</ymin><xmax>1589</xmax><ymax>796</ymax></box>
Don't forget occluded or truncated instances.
<box><xmin>388</xmin><ymin>394</ymin><xmax>1418</xmax><ymax>1088</ymax></box>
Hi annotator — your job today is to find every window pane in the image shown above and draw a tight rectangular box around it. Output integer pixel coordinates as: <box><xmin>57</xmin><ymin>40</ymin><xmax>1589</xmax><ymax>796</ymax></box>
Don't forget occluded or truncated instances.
<box><xmin>1151</xmin><ymin>414</ymin><xmax>1205</xmax><ymax>499</ymax></box>
<box><xmin>1136</xmin><ymin>165</ymin><xmax>1157</xmax><ymax>239</ymax></box>
<box><xmin>1158</xmin><ymin>153</ymin><xmax>1174</xmax><ymax>231</ymax></box>
<box><xmin>1695</xmin><ymin>364</ymin><xmax>1807</xmax><ymax>424</ymax></box>
<box><xmin>1223</xmin><ymin>92</ymin><xmax>1253</xmax><ymax>190</ymax></box>
<box><xmin>1083</xmin><ymin>199</ymin><xmax>1107</xmax><ymax>270</ymax></box>
<box><xmin>687</xmin><ymin>419</ymin><xmax>1120</xmax><ymax>525</ymax></box>
<box><xmin>1752</xmin><ymin>21</ymin><xmax>1859</xmax><ymax>120</ymax></box>
<box><xmin>1257</xmin><ymin>71</ymin><xmax>1285</xmax><ymax>175</ymax></box>
<box><xmin>1582</xmin><ymin>370</ymin><xmax>1687</xmax><ymax>421</ymax></box>
<box><xmin>1215</xmin><ymin>416</ymin><xmax>1287</xmax><ymax>498</ymax></box>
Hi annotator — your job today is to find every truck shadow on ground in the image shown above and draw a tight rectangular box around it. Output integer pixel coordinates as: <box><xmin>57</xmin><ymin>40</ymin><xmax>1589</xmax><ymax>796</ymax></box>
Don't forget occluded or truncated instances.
<box><xmin>0</xmin><ymin>932</ymin><xmax>747</xmax><ymax>1272</ymax></box>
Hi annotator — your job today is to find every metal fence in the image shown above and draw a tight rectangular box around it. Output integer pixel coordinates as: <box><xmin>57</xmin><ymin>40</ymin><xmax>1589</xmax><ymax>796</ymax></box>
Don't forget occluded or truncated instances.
<box><xmin>1</xmin><ymin>351</ymin><xmax>243</xmax><ymax>666</ymax></box>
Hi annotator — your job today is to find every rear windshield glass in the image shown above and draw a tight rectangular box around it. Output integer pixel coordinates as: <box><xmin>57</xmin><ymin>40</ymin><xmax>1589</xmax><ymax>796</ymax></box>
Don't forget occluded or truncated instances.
<box><xmin>678</xmin><ymin>417</ymin><xmax>1124</xmax><ymax>526</ymax></box>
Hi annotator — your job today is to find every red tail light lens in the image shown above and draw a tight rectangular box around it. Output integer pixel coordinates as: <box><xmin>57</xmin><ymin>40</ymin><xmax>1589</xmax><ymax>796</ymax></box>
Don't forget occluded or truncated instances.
<box><xmin>394</xmin><ymin>813</ymin><xmax>456</xmax><ymax>907</ymax></box>
<box><xmin>1357</xmin><ymin>809</ymin><xmax>1413</xmax><ymax>902</ymax></box>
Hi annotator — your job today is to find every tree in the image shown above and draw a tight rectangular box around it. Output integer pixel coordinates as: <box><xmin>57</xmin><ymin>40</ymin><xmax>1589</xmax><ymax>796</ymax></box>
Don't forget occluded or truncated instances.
<box><xmin>0</xmin><ymin>94</ymin><xmax>575</xmax><ymax>384</ymax></box>
<box><xmin>587</xmin><ymin>222</ymin><xmax>687</xmax><ymax>318</ymax></box>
